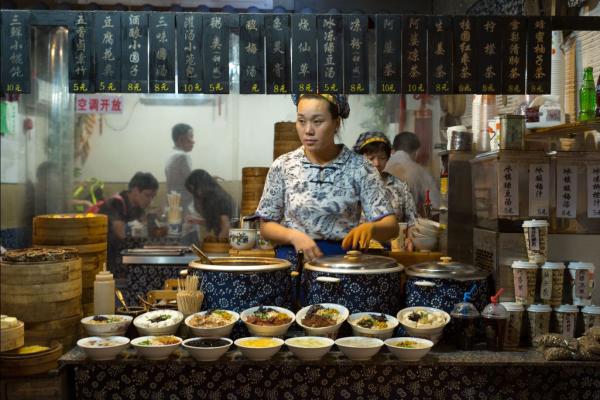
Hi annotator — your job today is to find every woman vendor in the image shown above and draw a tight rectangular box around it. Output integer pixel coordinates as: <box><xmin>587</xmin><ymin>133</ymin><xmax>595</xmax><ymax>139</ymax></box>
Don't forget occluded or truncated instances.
<box><xmin>255</xmin><ymin>94</ymin><xmax>398</xmax><ymax>264</ymax></box>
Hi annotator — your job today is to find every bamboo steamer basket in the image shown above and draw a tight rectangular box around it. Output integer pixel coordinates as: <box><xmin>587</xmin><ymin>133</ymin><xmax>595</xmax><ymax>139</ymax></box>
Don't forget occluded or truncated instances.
<box><xmin>25</xmin><ymin>313</ymin><xmax>83</xmax><ymax>350</ymax></box>
<box><xmin>0</xmin><ymin>340</ymin><xmax>62</xmax><ymax>377</ymax></box>
<box><xmin>33</xmin><ymin>213</ymin><xmax>108</xmax><ymax>245</ymax></box>
<box><xmin>241</xmin><ymin>167</ymin><xmax>270</xmax><ymax>217</ymax></box>
<box><xmin>274</xmin><ymin>121</ymin><xmax>301</xmax><ymax>160</ymax></box>
<box><xmin>1</xmin><ymin>320</ymin><xmax>25</xmax><ymax>352</ymax></box>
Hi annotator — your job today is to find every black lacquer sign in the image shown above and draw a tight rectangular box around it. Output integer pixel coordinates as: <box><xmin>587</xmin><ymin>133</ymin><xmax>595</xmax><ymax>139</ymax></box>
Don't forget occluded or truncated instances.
<box><xmin>95</xmin><ymin>12</ymin><xmax>121</xmax><ymax>93</ymax></box>
<box><xmin>149</xmin><ymin>13</ymin><xmax>175</xmax><ymax>93</ymax></box>
<box><xmin>203</xmin><ymin>14</ymin><xmax>229</xmax><ymax>94</ymax></box>
<box><xmin>476</xmin><ymin>16</ymin><xmax>502</xmax><ymax>94</ymax></box>
<box><xmin>176</xmin><ymin>13</ymin><xmax>203</xmax><ymax>93</ymax></box>
<box><xmin>121</xmin><ymin>12</ymin><xmax>148</xmax><ymax>93</ymax></box>
<box><xmin>1</xmin><ymin>11</ymin><xmax>31</xmax><ymax>94</ymax></box>
<box><xmin>402</xmin><ymin>15</ymin><xmax>427</xmax><ymax>94</ymax></box>
<box><xmin>343</xmin><ymin>15</ymin><xmax>368</xmax><ymax>94</ymax></box>
<box><xmin>502</xmin><ymin>17</ymin><xmax>526</xmax><ymax>94</ymax></box>
<box><xmin>427</xmin><ymin>16</ymin><xmax>452</xmax><ymax>94</ymax></box>
<box><xmin>69</xmin><ymin>12</ymin><xmax>94</xmax><ymax>93</ymax></box>
<box><xmin>239</xmin><ymin>14</ymin><xmax>265</xmax><ymax>94</ymax></box>
<box><xmin>265</xmin><ymin>14</ymin><xmax>290</xmax><ymax>94</ymax></box>
<box><xmin>453</xmin><ymin>16</ymin><xmax>478</xmax><ymax>94</ymax></box>
<box><xmin>376</xmin><ymin>15</ymin><xmax>402</xmax><ymax>94</ymax></box>
<box><xmin>291</xmin><ymin>14</ymin><xmax>317</xmax><ymax>94</ymax></box>
<box><xmin>317</xmin><ymin>15</ymin><xmax>343</xmax><ymax>94</ymax></box>
<box><xmin>527</xmin><ymin>17</ymin><xmax>551</xmax><ymax>94</ymax></box>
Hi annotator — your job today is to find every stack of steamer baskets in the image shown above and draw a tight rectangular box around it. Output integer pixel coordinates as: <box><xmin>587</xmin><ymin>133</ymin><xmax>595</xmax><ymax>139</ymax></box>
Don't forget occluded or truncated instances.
<box><xmin>241</xmin><ymin>167</ymin><xmax>270</xmax><ymax>218</ymax></box>
<box><xmin>273</xmin><ymin>121</ymin><xmax>301</xmax><ymax>160</ymax></box>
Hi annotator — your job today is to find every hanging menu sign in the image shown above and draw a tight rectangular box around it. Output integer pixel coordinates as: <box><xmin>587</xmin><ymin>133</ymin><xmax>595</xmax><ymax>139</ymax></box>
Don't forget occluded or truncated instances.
<box><xmin>149</xmin><ymin>13</ymin><xmax>175</xmax><ymax>93</ymax></box>
<box><xmin>1</xmin><ymin>11</ymin><xmax>31</xmax><ymax>94</ymax></box>
<box><xmin>239</xmin><ymin>14</ymin><xmax>265</xmax><ymax>94</ymax></box>
<box><xmin>94</xmin><ymin>12</ymin><xmax>121</xmax><ymax>93</ymax></box>
<box><xmin>376</xmin><ymin>15</ymin><xmax>402</xmax><ymax>94</ymax></box>
<box><xmin>477</xmin><ymin>16</ymin><xmax>501</xmax><ymax>94</ymax></box>
<box><xmin>427</xmin><ymin>16</ymin><xmax>452</xmax><ymax>95</ymax></box>
<box><xmin>121</xmin><ymin>12</ymin><xmax>148</xmax><ymax>93</ymax></box>
<box><xmin>203</xmin><ymin>14</ymin><xmax>229</xmax><ymax>94</ymax></box>
<box><xmin>69</xmin><ymin>12</ymin><xmax>94</xmax><ymax>93</ymax></box>
<box><xmin>587</xmin><ymin>165</ymin><xmax>600</xmax><ymax>218</ymax></box>
<box><xmin>498</xmin><ymin>163</ymin><xmax>519</xmax><ymax>216</ymax></box>
<box><xmin>453</xmin><ymin>16</ymin><xmax>477</xmax><ymax>94</ymax></box>
<box><xmin>528</xmin><ymin>163</ymin><xmax>549</xmax><ymax>217</ymax></box>
<box><xmin>557</xmin><ymin>165</ymin><xmax>577</xmax><ymax>219</ymax></box>
<box><xmin>317</xmin><ymin>15</ymin><xmax>343</xmax><ymax>94</ymax></box>
<box><xmin>343</xmin><ymin>15</ymin><xmax>368</xmax><ymax>94</ymax></box>
<box><xmin>402</xmin><ymin>15</ymin><xmax>426</xmax><ymax>94</ymax></box>
<box><xmin>176</xmin><ymin>13</ymin><xmax>203</xmax><ymax>93</ymax></box>
<box><xmin>265</xmin><ymin>14</ymin><xmax>290</xmax><ymax>94</ymax></box>
<box><xmin>502</xmin><ymin>17</ymin><xmax>526</xmax><ymax>94</ymax></box>
<box><xmin>527</xmin><ymin>17</ymin><xmax>551</xmax><ymax>94</ymax></box>
<box><xmin>291</xmin><ymin>14</ymin><xmax>317</xmax><ymax>94</ymax></box>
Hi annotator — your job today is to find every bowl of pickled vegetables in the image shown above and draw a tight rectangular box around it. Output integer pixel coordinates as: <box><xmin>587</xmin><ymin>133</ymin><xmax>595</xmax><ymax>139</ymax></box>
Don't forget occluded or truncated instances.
<box><xmin>240</xmin><ymin>306</ymin><xmax>295</xmax><ymax>337</ymax></box>
<box><xmin>347</xmin><ymin>312</ymin><xmax>399</xmax><ymax>340</ymax></box>
<box><xmin>185</xmin><ymin>310</ymin><xmax>239</xmax><ymax>338</ymax></box>
<box><xmin>396</xmin><ymin>307</ymin><xmax>450</xmax><ymax>343</ymax></box>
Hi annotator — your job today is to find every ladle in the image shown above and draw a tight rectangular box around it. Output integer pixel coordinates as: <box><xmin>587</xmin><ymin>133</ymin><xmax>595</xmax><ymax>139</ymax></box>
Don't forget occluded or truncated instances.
<box><xmin>115</xmin><ymin>289</ymin><xmax>129</xmax><ymax>312</ymax></box>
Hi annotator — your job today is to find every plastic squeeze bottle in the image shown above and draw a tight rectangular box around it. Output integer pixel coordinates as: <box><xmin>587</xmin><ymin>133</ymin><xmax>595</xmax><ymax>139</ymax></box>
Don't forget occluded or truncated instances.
<box><xmin>94</xmin><ymin>263</ymin><xmax>115</xmax><ymax>315</ymax></box>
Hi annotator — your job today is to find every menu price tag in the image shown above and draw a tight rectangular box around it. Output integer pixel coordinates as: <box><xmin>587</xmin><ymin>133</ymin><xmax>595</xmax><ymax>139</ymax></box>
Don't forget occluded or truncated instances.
<box><xmin>265</xmin><ymin>14</ymin><xmax>290</xmax><ymax>95</ymax></box>
<box><xmin>176</xmin><ymin>13</ymin><xmax>203</xmax><ymax>93</ymax></box>
<box><xmin>317</xmin><ymin>15</ymin><xmax>343</xmax><ymax>94</ymax></box>
<box><xmin>239</xmin><ymin>14</ymin><xmax>265</xmax><ymax>94</ymax></box>
<box><xmin>557</xmin><ymin>165</ymin><xmax>577</xmax><ymax>219</ymax></box>
<box><xmin>453</xmin><ymin>16</ymin><xmax>478</xmax><ymax>94</ymax></box>
<box><xmin>498</xmin><ymin>163</ymin><xmax>519</xmax><ymax>216</ymax></box>
<box><xmin>527</xmin><ymin>17</ymin><xmax>551</xmax><ymax>94</ymax></box>
<box><xmin>203</xmin><ymin>14</ymin><xmax>230</xmax><ymax>94</ymax></box>
<box><xmin>95</xmin><ymin>12</ymin><xmax>121</xmax><ymax>93</ymax></box>
<box><xmin>528</xmin><ymin>163</ymin><xmax>549</xmax><ymax>217</ymax></box>
<box><xmin>343</xmin><ymin>15</ymin><xmax>368</xmax><ymax>94</ymax></box>
<box><xmin>376</xmin><ymin>15</ymin><xmax>402</xmax><ymax>94</ymax></box>
<box><xmin>1</xmin><ymin>11</ymin><xmax>31</xmax><ymax>94</ymax></box>
<box><xmin>402</xmin><ymin>15</ymin><xmax>426</xmax><ymax>94</ymax></box>
<box><xmin>149</xmin><ymin>13</ymin><xmax>175</xmax><ymax>93</ymax></box>
<box><xmin>69</xmin><ymin>12</ymin><xmax>94</xmax><ymax>93</ymax></box>
<box><xmin>587</xmin><ymin>165</ymin><xmax>600</xmax><ymax>218</ymax></box>
<box><xmin>502</xmin><ymin>17</ymin><xmax>526</xmax><ymax>94</ymax></box>
<box><xmin>476</xmin><ymin>16</ymin><xmax>501</xmax><ymax>94</ymax></box>
<box><xmin>121</xmin><ymin>12</ymin><xmax>148</xmax><ymax>93</ymax></box>
<box><xmin>291</xmin><ymin>14</ymin><xmax>316</xmax><ymax>94</ymax></box>
<box><xmin>427</xmin><ymin>16</ymin><xmax>452</xmax><ymax>94</ymax></box>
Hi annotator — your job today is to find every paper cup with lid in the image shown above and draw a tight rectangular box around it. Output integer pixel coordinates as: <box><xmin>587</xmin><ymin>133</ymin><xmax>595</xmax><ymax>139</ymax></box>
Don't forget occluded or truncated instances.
<box><xmin>581</xmin><ymin>305</ymin><xmax>600</xmax><ymax>331</ymax></box>
<box><xmin>540</xmin><ymin>262</ymin><xmax>565</xmax><ymax>306</ymax></box>
<box><xmin>511</xmin><ymin>261</ymin><xmax>538</xmax><ymax>305</ymax></box>
<box><xmin>554</xmin><ymin>304</ymin><xmax>579</xmax><ymax>339</ymax></box>
<box><xmin>568</xmin><ymin>262</ymin><xmax>595</xmax><ymax>306</ymax></box>
<box><xmin>522</xmin><ymin>220</ymin><xmax>549</xmax><ymax>264</ymax></box>
<box><xmin>527</xmin><ymin>304</ymin><xmax>551</xmax><ymax>341</ymax></box>
<box><xmin>501</xmin><ymin>302</ymin><xmax>524</xmax><ymax>348</ymax></box>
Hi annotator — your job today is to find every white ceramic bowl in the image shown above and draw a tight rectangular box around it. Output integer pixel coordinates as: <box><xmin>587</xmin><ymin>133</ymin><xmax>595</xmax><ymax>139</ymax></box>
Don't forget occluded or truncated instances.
<box><xmin>77</xmin><ymin>336</ymin><xmax>130</xmax><ymax>361</ymax></box>
<box><xmin>241</xmin><ymin>306</ymin><xmax>295</xmax><ymax>337</ymax></box>
<box><xmin>182</xmin><ymin>337</ymin><xmax>232</xmax><ymax>362</ymax></box>
<box><xmin>285</xmin><ymin>336</ymin><xmax>334</xmax><ymax>361</ymax></box>
<box><xmin>335</xmin><ymin>336</ymin><xmax>384</xmax><ymax>361</ymax></box>
<box><xmin>412</xmin><ymin>236</ymin><xmax>438</xmax><ymax>251</ymax></box>
<box><xmin>411</xmin><ymin>229</ymin><xmax>435</xmax><ymax>238</ymax></box>
<box><xmin>234</xmin><ymin>337</ymin><xmax>284</xmax><ymax>361</ymax></box>
<box><xmin>229</xmin><ymin>228</ymin><xmax>257</xmax><ymax>250</ymax></box>
<box><xmin>385</xmin><ymin>337</ymin><xmax>434</xmax><ymax>361</ymax></box>
<box><xmin>347</xmin><ymin>312</ymin><xmax>399</xmax><ymax>340</ymax></box>
<box><xmin>414</xmin><ymin>224</ymin><xmax>440</xmax><ymax>237</ymax></box>
<box><xmin>295</xmin><ymin>304</ymin><xmax>349</xmax><ymax>339</ymax></box>
<box><xmin>185</xmin><ymin>310</ymin><xmax>239</xmax><ymax>338</ymax></box>
<box><xmin>131</xmin><ymin>335</ymin><xmax>182</xmax><ymax>360</ymax></box>
<box><xmin>81</xmin><ymin>315</ymin><xmax>133</xmax><ymax>337</ymax></box>
<box><xmin>417</xmin><ymin>218</ymin><xmax>442</xmax><ymax>231</ymax></box>
<box><xmin>397</xmin><ymin>307</ymin><xmax>450</xmax><ymax>344</ymax></box>
<box><xmin>133</xmin><ymin>310</ymin><xmax>184</xmax><ymax>336</ymax></box>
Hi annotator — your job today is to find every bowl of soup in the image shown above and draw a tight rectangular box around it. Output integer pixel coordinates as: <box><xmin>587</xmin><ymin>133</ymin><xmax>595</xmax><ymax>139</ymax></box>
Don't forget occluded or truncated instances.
<box><xmin>234</xmin><ymin>337</ymin><xmax>284</xmax><ymax>361</ymax></box>
<box><xmin>81</xmin><ymin>315</ymin><xmax>133</xmax><ymax>337</ymax></box>
<box><xmin>185</xmin><ymin>310</ymin><xmax>239</xmax><ymax>338</ymax></box>
<box><xmin>335</xmin><ymin>336</ymin><xmax>384</xmax><ymax>361</ymax></box>
<box><xmin>241</xmin><ymin>306</ymin><xmax>295</xmax><ymax>337</ymax></box>
<box><xmin>384</xmin><ymin>337</ymin><xmax>434</xmax><ymax>362</ymax></box>
<box><xmin>182</xmin><ymin>337</ymin><xmax>232</xmax><ymax>362</ymax></box>
<box><xmin>285</xmin><ymin>336</ymin><xmax>334</xmax><ymax>361</ymax></box>
<box><xmin>295</xmin><ymin>304</ymin><xmax>349</xmax><ymax>339</ymax></box>
<box><xmin>77</xmin><ymin>336</ymin><xmax>130</xmax><ymax>361</ymax></box>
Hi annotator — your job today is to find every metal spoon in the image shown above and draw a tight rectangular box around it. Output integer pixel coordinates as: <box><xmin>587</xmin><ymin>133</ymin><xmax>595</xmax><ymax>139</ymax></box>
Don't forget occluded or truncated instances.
<box><xmin>115</xmin><ymin>289</ymin><xmax>129</xmax><ymax>312</ymax></box>
<box><xmin>191</xmin><ymin>244</ymin><xmax>213</xmax><ymax>264</ymax></box>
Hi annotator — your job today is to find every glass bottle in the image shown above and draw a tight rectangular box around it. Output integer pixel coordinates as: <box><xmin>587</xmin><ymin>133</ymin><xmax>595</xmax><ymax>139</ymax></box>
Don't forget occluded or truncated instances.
<box><xmin>579</xmin><ymin>67</ymin><xmax>596</xmax><ymax>121</ymax></box>
<box><xmin>596</xmin><ymin>72</ymin><xmax>600</xmax><ymax>118</ymax></box>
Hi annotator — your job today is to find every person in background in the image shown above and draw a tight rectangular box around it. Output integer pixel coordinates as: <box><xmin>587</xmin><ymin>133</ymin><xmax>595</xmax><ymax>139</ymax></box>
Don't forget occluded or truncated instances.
<box><xmin>165</xmin><ymin>123</ymin><xmax>195</xmax><ymax>215</ymax></box>
<box><xmin>184</xmin><ymin>169</ymin><xmax>234</xmax><ymax>244</ymax></box>
<box><xmin>256</xmin><ymin>94</ymin><xmax>398</xmax><ymax>264</ymax></box>
<box><xmin>385</xmin><ymin>131</ymin><xmax>440</xmax><ymax>214</ymax></box>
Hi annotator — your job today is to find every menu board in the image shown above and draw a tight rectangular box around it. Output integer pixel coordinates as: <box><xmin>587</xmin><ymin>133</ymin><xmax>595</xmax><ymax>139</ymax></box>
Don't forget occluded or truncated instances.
<box><xmin>376</xmin><ymin>15</ymin><xmax>402</xmax><ymax>94</ymax></box>
<box><xmin>527</xmin><ymin>17</ymin><xmax>551</xmax><ymax>94</ymax></box>
<box><xmin>176</xmin><ymin>13</ymin><xmax>203</xmax><ymax>93</ymax></box>
<box><xmin>121</xmin><ymin>12</ymin><xmax>148</xmax><ymax>93</ymax></box>
<box><xmin>69</xmin><ymin>12</ymin><xmax>94</xmax><ymax>93</ymax></box>
<box><xmin>317</xmin><ymin>15</ymin><xmax>343</xmax><ymax>94</ymax></box>
<box><xmin>203</xmin><ymin>14</ymin><xmax>229</xmax><ymax>94</ymax></box>
<box><xmin>265</xmin><ymin>14</ymin><xmax>290</xmax><ymax>94</ymax></box>
<box><xmin>239</xmin><ymin>14</ymin><xmax>265</xmax><ymax>94</ymax></box>
<box><xmin>453</xmin><ymin>16</ymin><xmax>478</xmax><ymax>94</ymax></box>
<box><xmin>1</xmin><ymin>11</ymin><xmax>31</xmax><ymax>94</ymax></box>
<box><xmin>343</xmin><ymin>15</ymin><xmax>368</xmax><ymax>95</ymax></box>
<box><xmin>427</xmin><ymin>16</ymin><xmax>452</xmax><ymax>95</ymax></box>
<box><xmin>402</xmin><ymin>15</ymin><xmax>426</xmax><ymax>94</ymax></box>
<box><xmin>502</xmin><ymin>17</ymin><xmax>527</xmax><ymax>94</ymax></box>
<box><xmin>291</xmin><ymin>14</ymin><xmax>317</xmax><ymax>94</ymax></box>
<box><xmin>149</xmin><ymin>13</ymin><xmax>175</xmax><ymax>93</ymax></box>
<box><xmin>476</xmin><ymin>16</ymin><xmax>502</xmax><ymax>94</ymax></box>
<box><xmin>94</xmin><ymin>12</ymin><xmax>121</xmax><ymax>93</ymax></box>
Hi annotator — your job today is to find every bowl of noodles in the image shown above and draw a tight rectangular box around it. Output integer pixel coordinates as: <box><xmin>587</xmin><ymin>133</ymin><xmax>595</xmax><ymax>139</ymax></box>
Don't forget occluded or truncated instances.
<box><xmin>240</xmin><ymin>306</ymin><xmax>295</xmax><ymax>337</ymax></box>
<box><xmin>185</xmin><ymin>310</ymin><xmax>240</xmax><ymax>338</ymax></box>
<box><xmin>295</xmin><ymin>303</ymin><xmax>349</xmax><ymax>339</ymax></box>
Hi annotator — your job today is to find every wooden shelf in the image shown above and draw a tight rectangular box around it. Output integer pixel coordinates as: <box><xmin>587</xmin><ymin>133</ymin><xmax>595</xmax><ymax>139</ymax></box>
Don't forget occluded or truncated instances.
<box><xmin>525</xmin><ymin>119</ymin><xmax>600</xmax><ymax>140</ymax></box>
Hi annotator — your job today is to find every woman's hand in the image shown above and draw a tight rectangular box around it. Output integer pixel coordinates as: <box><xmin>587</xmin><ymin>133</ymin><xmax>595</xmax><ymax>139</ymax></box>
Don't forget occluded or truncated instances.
<box><xmin>289</xmin><ymin>231</ymin><xmax>323</xmax><ymax>262</ymax></box>
<box><xmin>342</xmin><ymin>222</ymin><xmax>374</xmax><ymax>249</ymax></box>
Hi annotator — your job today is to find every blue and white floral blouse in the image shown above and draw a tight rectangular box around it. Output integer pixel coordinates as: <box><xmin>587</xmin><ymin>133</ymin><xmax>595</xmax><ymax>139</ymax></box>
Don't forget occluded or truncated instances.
<box><xmin>382</xmin><ymin>172</ymin><xmax>418</xmax><ymax>227</ymax></box>
<box><xmin>256</xmin><ymin>145</ymin><xmax>394</xmax><ymax>241</ymax></box>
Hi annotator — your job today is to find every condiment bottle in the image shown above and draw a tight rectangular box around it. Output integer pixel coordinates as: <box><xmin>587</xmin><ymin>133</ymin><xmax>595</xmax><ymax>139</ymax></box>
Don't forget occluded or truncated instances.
<box><xmin>94</xmin><ymin>263</ymin><xmax>115</xmax><ymax>315</ymax></box>
<box><xmin>481</xmin><ymin>288</ymin><xmax>508</xmax><ymax>351</ymax></box>
<box><xmin>450</xmin><ymin>286</ymin><xmax>481</xmax><ymax>350</ymax></box>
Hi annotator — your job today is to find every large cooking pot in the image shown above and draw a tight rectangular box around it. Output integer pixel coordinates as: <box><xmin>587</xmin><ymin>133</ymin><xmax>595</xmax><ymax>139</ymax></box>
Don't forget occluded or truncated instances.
<box><xmin>301</xmin><ymin>251</ymin><xmax>404</xmax><ymax>315</ymax></box>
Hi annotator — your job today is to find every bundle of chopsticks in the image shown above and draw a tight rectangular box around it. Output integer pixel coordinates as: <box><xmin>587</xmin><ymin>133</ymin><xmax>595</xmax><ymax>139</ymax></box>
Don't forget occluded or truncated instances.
<box><xmin>167</xmin><ymin>191</ymin><xmax>182</xmax><ymax>223</ymax></box>
<box><xmin>176</xmin><ymin>274</ymin><xmax>203</xmax><ymax>315</ymax></box>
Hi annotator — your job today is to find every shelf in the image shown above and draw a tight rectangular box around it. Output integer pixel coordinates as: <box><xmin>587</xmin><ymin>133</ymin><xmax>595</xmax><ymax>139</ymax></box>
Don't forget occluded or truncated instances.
<box><xmin>525</xmin><ymin>119</ymin><xmax>600</xmax><ymax>140</ymax></box>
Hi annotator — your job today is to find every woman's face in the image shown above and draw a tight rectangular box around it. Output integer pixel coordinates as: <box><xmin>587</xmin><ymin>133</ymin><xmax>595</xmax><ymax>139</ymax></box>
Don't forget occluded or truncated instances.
<box><xmin>364</xmin><ymin>150</ymin><xmax>389</xmax><ymax>174</ymax></box>
<box><xmin>296</xmin><ymin>98</ymin><xmax>339</xmax><ymax>154</ymax></box>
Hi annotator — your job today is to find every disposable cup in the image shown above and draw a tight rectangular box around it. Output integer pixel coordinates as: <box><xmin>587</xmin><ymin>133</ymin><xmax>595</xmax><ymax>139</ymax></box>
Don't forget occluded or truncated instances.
<box><xmin>568</xmin><ymin>262</ymin><xmax>595</xmax><ymax>306</ymax></box>
<box><xmin>512</xmin><ymin>261</ymin><xmax>538</xmax><ymax>305</ymax></box>
<box><xmin>581</xmin><ymin>305</ymin><xmax>600</xmax><ymax>332</ymax></box>
<box><xmin>501</xmin><ymin>302</ymin><xmax>524</xmax><ymax>348</ymax></box>
<box><xmin>527</xmin><ymin>304</ymin><xmax>551</xmax><ymax>341</ymax></box>
<box><xmin>522</xmin><ymin>220</ymin><xmax>549</xmax><ymax>264</ymax></box>
<box><xmin>554</xmin><ymin>304</ymin><xmax>578</xmax><ymax>339</ymax></box>
<box><xmin>540</xmin><ymin>262</ymin><xmax>565</xmax><ymax>306</ymax></box>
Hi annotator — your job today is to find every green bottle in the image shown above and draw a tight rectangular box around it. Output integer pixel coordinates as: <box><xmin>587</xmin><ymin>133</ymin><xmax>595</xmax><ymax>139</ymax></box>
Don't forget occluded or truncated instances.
<box><xmin>579</xmin><ymin>67</ymin><xmax>596</xmax><ymax>121</ymax></box>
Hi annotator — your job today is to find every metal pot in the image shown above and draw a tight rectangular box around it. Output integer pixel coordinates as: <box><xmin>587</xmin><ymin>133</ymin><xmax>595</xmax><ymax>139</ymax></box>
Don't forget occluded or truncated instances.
<box><xmin>302</xmin><ymin>251</ymin><xmax>404</xmax><ymax>315</ymax></box>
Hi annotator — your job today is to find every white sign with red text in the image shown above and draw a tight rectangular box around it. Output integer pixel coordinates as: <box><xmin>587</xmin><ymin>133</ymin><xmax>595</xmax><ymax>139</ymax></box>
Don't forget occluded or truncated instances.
<box><xmin>75</xmin><ymin>94</ymin><xmax>124</xmax><ymax>114</ymax></box>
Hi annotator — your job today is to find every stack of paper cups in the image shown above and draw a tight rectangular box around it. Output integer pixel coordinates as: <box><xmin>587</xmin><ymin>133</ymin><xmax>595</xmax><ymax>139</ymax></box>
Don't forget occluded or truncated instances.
<box><xmin>501</xmin><ymin>302</ymin><xmax>524</xmax><ymax>348</ymax></box>
<box><xmin>512</xmin><ymin>261</ymin><xmax>539</xmax><ymax>305</ymax></box>
<box><xmin>551</xmin><ymin>31</ymin><xmax>565</xmax><ymax>112</ymax></box>
<box><xmin>568</xmin><ymin>262</ymin><xmax>595</xmax><ymax>306</ymax></box>
<box><xmin>540</xmin><ymin>262</ymin><xmax>565</xmax><ymax>306</ymax></box>
<box><xmin>522</xmin><ymin>220</ymin><xmax>549</xmax><ymax>264</ymax></box>
<box><xmin>554</xmin><ymin>304</ymin><xmax>578</xmax><ymax>339</ymax></box>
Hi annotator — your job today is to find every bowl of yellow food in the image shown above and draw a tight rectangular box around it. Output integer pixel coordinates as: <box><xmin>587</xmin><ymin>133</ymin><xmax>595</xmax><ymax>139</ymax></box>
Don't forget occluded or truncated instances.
<box><xmin>295</xmin><ymin>304</ymin><xmax>349</xmax><ymax>339</ymax></box>
<box><xmin>241</xmin><ymin>306</ymin><xmax>295</xmax><ymax>337</ymax></box>
<box><xmin>130</xmin><ymin>335</ymin><xmax>182</xmax><ymax>360</ymax></box>
<box><xmin>185</xmin><ymin>310</ymin><xmax>239</xmax><ymax>338</ymax></box>
<box><xmin>77</xmin><ymin>336</ymin><xmax>130</xmax><ymax>361</ymax></box>
<box><xmin>284</xmin><ymin>336</ymin><xmax>334</xmax><ymax>361</ymax></box>
<box><xmin>81</xmin><ymin>315</ymin><xmax>133</xmax><ymax>337</ymax></box>
<box><xmin>234</xmin><ymin>337</ymin><xmax>284</xmax><ymax>361</ymax></box>
<box><xmin>347</xmin><ymin>312</ymin><xmax>399</xmax><ymax>340</ymax></box>
<box><xmin>384</xmin><ymin>337</ymin><xmax>434</xmax><ymax>361</ymax></box>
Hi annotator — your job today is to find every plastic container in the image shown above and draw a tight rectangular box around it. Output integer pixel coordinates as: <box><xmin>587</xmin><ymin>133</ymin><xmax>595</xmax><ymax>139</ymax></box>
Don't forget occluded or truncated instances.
<box><xmin>450</xmin><ymin>294</ymin><xmax>480</xmax><ymax>351</ymax></box>
<box><xmin>501</xmin><ymin>302</ymin><xmax>524</xmax><ymax>349</ymax></box>
<box><xmin>554</xmin><ymin>304</ymin><xmax>579</xmax><ymax>339</ymax></box>
<box><xmin>581</xmin><ymin>305</ymin><xmax>600</xmax><ymax>332</ymax></box>
<box><xmin>540</xmin><ymin>262</ymin><xmax>565</xmax><ymax>306</ymax></box>
<box><xmin>93</xmin><ymin>263</ymin><xmax>115</xmax><ymax>315</ymax></box>
<box><xmin>568</xmin><ymin>262</ymin><xmax>595</xmax><ymax>306</ymax></box>
<box><xmin>522</xmin><ymin>219</ymin><xmax>549</xmax><ymax>264</ymax></box>
<box><xmin>481</xmin><ymin>290</ymin><xmax>508</xmax><ymax>351</ymax></box>
<box><xmin>511</xmin><ymin>261</ymin><xmax>539</xmax><ymax>305</ymax></box>
<box><xmin>527</xmin><ymin>304</ymin><xmax>551</xmax><ymax>342</ymax></box>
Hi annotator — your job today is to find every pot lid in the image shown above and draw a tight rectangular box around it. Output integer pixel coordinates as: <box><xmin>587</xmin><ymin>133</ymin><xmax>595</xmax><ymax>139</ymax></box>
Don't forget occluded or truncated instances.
<box><xmin>305</xmin><ymin>251</ymin><xmax>403</xmax><ymax>275</ymax></box>
<box><xmin>405</xmin><ymin>256</ymin><xmax>489</xmax><ymax>280</ymax></box>
<box><xmin>189</xmin><ymin>257</ymin><xmax>290</xmax><ymax>273</ymax></box>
